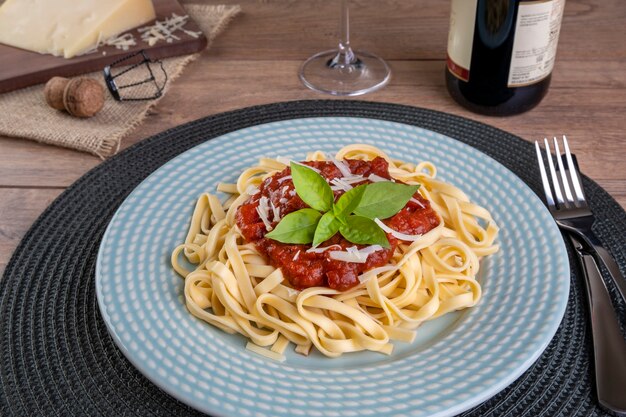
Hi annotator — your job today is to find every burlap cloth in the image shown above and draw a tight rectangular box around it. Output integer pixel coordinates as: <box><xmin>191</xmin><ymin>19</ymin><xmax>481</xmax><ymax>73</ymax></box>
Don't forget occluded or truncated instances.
<box><xmin>0</xmin><ymin>4</ymin><xmax>240</xmax><ymax>159</ymax></box>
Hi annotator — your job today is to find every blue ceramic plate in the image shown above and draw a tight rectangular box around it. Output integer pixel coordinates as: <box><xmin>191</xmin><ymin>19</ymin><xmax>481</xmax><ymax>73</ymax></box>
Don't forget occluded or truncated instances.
<box><xmin>96</xmin><ymin>117</ymin><xmax>569</xmax><ymax>417</ymax></box>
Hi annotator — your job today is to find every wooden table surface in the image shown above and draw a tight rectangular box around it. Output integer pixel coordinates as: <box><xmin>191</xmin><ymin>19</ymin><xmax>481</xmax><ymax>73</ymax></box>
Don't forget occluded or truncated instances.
<box><xmin>1</xmin><ymin>0</ymin><xmax>625</xmax><ymax>274</ymax></box>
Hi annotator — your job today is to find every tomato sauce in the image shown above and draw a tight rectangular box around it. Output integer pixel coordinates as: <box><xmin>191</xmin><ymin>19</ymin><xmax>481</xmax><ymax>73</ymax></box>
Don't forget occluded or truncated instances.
<box><xmin>235</xmin><ymin>157</ymin><xmax>440</xmax><ymax>291</ymax></box>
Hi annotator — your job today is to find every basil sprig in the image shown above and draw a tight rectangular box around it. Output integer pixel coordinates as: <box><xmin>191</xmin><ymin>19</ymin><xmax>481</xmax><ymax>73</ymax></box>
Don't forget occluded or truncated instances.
<box><xmin>264</xmin><ymin>161</ymin><xmax>420</xmax><ymax>248</ymax></box>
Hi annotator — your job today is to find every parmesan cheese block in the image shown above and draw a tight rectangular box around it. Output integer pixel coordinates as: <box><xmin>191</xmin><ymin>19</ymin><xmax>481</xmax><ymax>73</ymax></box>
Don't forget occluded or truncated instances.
<box><xmin>0</xmin><ymin>0</ymin><xmax>156</xmax><ymax>58</ymax></box>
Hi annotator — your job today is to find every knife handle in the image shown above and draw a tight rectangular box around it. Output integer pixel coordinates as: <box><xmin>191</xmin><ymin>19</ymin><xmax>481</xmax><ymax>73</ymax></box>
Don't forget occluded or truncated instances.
<box><xmin>582</xmin><ymin>230</ymin><xmax>626</xmax><ymax>304</ymax></box>
<box><xmin>573</xmin><ymin>238</ymin><xmax>626</xmax><ymax>416</ymax></box>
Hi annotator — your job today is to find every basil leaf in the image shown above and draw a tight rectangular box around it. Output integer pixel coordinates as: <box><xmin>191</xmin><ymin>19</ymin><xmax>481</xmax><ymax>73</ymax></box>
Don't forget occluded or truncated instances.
<box><xmin>333</xmin><ymin>184</ymin><xmax>367</xmax><ymax>219</ymax></box>
<box><xmin>353</xmin><ymin>182</ymin><xmax>420</xmax><ymax>220</ymax></box>
<box><xmin>290</xmin><ymin>162</ymin><xmax>334</xmax><ymax>212</ymax></box>
<box><xmin>339</xmin><ymin>215</ymin><xmax>390</xmax><ymax>248</ymax></box>
<box><xmin>313</xmin><ymin>211</ymin><xmax>342</xmax><ymax>247</ymax></box>
<box><xmin>265</xmin><ymin>208</ymin><xmax>322</xmax><ymax>244</ymax></box>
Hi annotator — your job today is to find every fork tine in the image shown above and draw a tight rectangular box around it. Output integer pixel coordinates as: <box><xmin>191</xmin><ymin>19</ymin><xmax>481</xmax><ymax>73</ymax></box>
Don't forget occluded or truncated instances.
<box><xmin>563</xmin><ymin>135</ymin><xmax>586</xmax><ymax>204</ymax></box>
<box><xmin>535</xmin><ymin>141</ymin><xmax>556</xmax><ymax>208</ymax></box>
<box><xmin>544</xmin><ymin>138</ymin><xmax>565</xmax><ymax>206</ymax></box>
<box><xmin>554</xmin><ymin>137</ymin><xmax>575</xmax><ymax>206</ymax></box>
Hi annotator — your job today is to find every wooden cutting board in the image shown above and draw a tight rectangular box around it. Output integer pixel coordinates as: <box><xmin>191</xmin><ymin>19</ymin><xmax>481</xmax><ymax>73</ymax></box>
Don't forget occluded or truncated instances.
<box><xmin>0</xmin><ymin>0</ymin><xmax>207</xmax><ymax>94</ymax></box>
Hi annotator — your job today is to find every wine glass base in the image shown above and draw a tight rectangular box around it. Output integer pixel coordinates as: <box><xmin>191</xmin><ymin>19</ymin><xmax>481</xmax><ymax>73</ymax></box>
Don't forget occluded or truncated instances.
<box><xmin>299</xmin><ymin>49</ymin><xmax>391</xmax><ymax>96</ymax></box>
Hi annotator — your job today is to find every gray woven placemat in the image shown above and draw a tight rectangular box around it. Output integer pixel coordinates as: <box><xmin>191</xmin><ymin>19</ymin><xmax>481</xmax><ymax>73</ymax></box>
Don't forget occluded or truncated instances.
<box><xmin>1</xmin><ymin>100</ymin><xmax>625</xmax><ymax>416</ymax></box>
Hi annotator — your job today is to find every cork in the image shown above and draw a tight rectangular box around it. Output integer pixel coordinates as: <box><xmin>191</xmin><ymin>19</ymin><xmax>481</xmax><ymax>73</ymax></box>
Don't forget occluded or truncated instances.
<box><xmin>62</xmin><ymin>78</ymin><xmax>105</xmax><ymax>118</ymax></box>
<box><xmin>44</xmin><ymin>77</ymin><xmax>69</xmax><ymax>110</ymax></box>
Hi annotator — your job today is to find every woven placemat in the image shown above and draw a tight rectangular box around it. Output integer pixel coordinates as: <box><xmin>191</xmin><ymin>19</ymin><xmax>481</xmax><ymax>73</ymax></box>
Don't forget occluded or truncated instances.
<box><xmin>1</xmin><ymin>100</ymin><xmax>625</xmax><ymax>416</ymax></box>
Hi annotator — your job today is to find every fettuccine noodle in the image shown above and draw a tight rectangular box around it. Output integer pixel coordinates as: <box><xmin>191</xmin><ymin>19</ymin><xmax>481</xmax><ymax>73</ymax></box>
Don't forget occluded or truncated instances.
<box><xmin>171</xmin><ymin>144</ymin><xmax>499</xmax><ymax>360</ymax></box>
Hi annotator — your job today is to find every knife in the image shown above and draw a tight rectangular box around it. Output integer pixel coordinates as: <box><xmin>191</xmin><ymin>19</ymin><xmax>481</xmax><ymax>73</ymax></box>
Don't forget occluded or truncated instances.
<box><xmin>569</xmin><ymin>234</ymin><xmax>626</xmax><ymax>416</ymax></box>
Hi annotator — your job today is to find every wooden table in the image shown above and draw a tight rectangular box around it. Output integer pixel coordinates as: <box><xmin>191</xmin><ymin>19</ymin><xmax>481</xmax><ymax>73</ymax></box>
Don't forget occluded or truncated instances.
<box><xmin>1</xmin><ymin>0</ymin><xmax>625</xmax><ymax>274</ymax></box>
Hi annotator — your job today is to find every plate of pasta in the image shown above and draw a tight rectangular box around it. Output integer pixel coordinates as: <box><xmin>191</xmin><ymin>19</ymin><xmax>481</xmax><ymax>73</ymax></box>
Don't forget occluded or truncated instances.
<box><xmin>96</xmin><ymin>117</ymin><xmax>569</xmax><ymax>417</ymax></box>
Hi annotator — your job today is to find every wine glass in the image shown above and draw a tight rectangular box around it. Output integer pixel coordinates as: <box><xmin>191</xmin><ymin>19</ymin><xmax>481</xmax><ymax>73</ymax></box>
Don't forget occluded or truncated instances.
<box><xmin>299</xmin><ymin>0</ymin><xmax>391</xmax><ymax>96</ymax></box>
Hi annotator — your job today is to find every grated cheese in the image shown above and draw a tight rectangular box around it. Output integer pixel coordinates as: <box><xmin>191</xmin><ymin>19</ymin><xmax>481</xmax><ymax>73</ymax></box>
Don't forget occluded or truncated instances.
<box><xmin>277</xmin><ymin>157</ymin><xmax>321</xmax><ymax>173</ymax></box>
<box><xmin>328</xmin><ymin>245</ymin><xmax>383</xmax><ymax>263</ymax></box>
<box><xmin>269</xmin><ymin>199</ymin><xmax>281</xmax><ymax>221</ymax></box>
<box><xmin>245</xmin><ymin>185</ymin><xmax>259</xmax><ymax>195</ymax></box>
<box><xmin>330</xmin><ymin>177</ymin><xmax>353</xmax><ymax>192</ymax></box>
<box><xmin>292</xmin><ymin>250</ymin><xmax>301</xmax><ymax>261</ymax></box>
<box><xmin>295</xmin><ymin>161</ymin><xmax>321</xmax><ymax>173</ymax></box>
<box><xmin>368</xmin><ymin>174</ymin><xmax>390</xmax><ymax>183</ymax></box>
<box><xmin>104</xmin><ymin>32</ymin><xmax>137</xmax><ymax>50</ymax></box>
<box><xmin>83</xmin><ymin>13</ymin><xmax>201</xmax><ymax>54</ymax></box>
<box><xmin>410</xmin><ymin>197</ymin><xmax>425</xmax><ymax>208</ymax></box>
<box><xmin>329</xmin><ymin>156</ymin><xmax>353</xmax><ymax>178</ymax></box>
<box><xmin>339</xmin><ymin>175</ymin><xmax>366</xmax><ymax>184</ymax></box>
<box><xmin>306</xmin><ymin>244</ymin><xmax>342</xmax><ymax>253</ymax></box>
<box><xmin>256</xmin><ymin>196</ymin><xmax>273</xmax><ymax>231</ymax></box>
<box><xmin>374</xmin><ymin>218</ymin><xmax>423</xmax><ymax>241</ymax></box>
<box><xmin>277</xmin><ymin>175</ymin><xmax>292</xmax><ymax>184</ymax></box>
<box><xmin>358</xmin><ymin>245</ymin><xmax>384</xmax><ymax>255</ymax></box>
<box><xmin>138</xmin><ymin>13</ymin><xmax>202</xmax><ymax>47</ymax></box>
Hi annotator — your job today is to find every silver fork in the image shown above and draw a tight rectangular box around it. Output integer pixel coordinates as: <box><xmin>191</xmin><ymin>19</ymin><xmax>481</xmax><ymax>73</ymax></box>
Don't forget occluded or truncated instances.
<box><xmin>535</xmin><ymin>136</ymin><xmax>626</xmax><ymax>301</ymax></box>
<box><xmin>536</xmin><ymin>136</ymin><xmax>626</xmax><ymax>416</ymax></box>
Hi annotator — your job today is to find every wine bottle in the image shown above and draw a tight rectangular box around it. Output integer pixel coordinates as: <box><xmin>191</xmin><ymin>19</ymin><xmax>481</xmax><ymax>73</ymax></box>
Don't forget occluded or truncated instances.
<box><xmin>446</xmin><ymin>0</ymin><xmax>566</xmax><ymax>116</ymax></box>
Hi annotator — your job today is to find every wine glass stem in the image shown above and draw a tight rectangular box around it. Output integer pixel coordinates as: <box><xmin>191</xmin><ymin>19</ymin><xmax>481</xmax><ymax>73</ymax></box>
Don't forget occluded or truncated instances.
<box><xmin>331</xmin><ymin>0</ymin><xmax>358</xmax><ymax>68</ymax></box>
